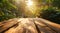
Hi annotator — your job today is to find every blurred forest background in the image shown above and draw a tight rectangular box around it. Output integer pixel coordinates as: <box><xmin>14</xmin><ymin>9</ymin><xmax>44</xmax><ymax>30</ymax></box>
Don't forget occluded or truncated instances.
<box><xmin>0</xmin><ymin>0</ymin><xmax>60</xmax><ymax>24</ymax></box>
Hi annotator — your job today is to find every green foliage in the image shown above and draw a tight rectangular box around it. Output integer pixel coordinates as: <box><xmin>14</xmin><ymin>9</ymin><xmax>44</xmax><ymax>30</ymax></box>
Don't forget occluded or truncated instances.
<box><xmin>37</xmin><ymin>0</ymin><xmax>60</xmax><ymax>23</ymax></box>
<box><xmin>52</xmin><ymin>0</ymin><xmax>60</xmax><ymax>9</ymax></box>
<box><xmin>40</xmin><ymin>8</ymin><xmax>60</xmax><ymax>23</ymax></box>
<box><xmin>0</xmin><ymin>0</ymin><xmax>21</xmax><ymax>21</ymax></box>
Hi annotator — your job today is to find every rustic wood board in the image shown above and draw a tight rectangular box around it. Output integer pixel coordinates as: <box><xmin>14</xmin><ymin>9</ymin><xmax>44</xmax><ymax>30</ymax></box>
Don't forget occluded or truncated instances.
<box><xmin>0</xmin><ymin>18</ymin><xmax>60</xmax><ymax>33</ymax></box>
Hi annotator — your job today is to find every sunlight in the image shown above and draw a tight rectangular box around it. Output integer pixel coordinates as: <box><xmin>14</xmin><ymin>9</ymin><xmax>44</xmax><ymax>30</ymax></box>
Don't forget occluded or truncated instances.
<box><xmin>15</xmin><ymin>0</ymin><xmax>37</xmax><ymax>14</ymax></box>
<box><xmin>26</xmin><ymin>0</ymin><xmax>33</xmax><ymax>7</ymax></box>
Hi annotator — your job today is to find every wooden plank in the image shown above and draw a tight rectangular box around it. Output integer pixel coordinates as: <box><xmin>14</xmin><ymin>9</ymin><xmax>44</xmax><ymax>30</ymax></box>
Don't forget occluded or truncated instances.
<box><xmin>34</xmin><ymin>21</ymin><xmax>56</xmax><ymax>33</ymax></box>
<box><xmin>34</xmin><ymin>18</ymin><xmax>60</xmax><ymax>33</ymax></box>
<box><xmin>5</xmin><ymin>19</ymin><xmax>38</xmax><ymax>33</ymax></box>
<box><xmin>0</xmin><ymin>18</ymin><xmax>60</xmax><ymax>33</ymax></box>
<box><xmin>0</xmin><ymin>18</ymin><xmax>19</xmax><ymax>33</ymax></box>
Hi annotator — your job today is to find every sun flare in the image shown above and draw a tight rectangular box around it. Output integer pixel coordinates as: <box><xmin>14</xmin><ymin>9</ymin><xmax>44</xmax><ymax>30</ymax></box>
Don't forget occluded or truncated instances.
<box><xmin>26</xmin><ymin>0</ymin><xmax>33</xmax><ymax>7</ymax></box>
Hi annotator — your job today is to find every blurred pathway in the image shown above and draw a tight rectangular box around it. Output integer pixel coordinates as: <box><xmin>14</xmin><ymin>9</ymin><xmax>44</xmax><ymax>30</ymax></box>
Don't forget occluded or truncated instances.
<box><xmin>0</xmin><ymin>18</ymin><xmax>60</xmax><ymax>33</ymax></box>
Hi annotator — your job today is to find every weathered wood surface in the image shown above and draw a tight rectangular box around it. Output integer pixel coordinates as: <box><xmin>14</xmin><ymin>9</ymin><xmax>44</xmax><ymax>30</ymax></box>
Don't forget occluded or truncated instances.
<box><xmin>0</xmin><ymin>18</ymin><xmax>60</xmax><ymax>33</ymax></box>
